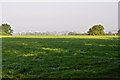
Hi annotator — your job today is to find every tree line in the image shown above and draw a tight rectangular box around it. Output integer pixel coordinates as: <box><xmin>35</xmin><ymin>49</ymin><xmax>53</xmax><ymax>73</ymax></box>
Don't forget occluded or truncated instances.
<box><xmin>0</xmin><ymin>23</ymin><xmax>119</xmax><ymax>35</ymax></box>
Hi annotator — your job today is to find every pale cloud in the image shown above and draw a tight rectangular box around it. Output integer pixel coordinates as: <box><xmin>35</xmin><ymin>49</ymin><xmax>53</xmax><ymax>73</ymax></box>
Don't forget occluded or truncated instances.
<box><xmin>0</xmin><ymin>0</ymin><xmax>119</xmax><ymax>2</ymax></box>
<box><xmin>2</xmin><ymin>2</ymin><xmax>118</xmax><ymax>33</ymax></box>
<box><xmin>0</xmin><ymin>3</ymin><xmax>2</xmax><ymax>24</ymax></box>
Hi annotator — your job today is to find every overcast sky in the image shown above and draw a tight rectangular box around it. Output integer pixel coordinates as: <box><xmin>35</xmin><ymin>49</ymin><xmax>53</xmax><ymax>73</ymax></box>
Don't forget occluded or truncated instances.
<box><xmin>2</xmin><ymin>2</ymin><xmax>118</xmax><ymax>33</ymax></box>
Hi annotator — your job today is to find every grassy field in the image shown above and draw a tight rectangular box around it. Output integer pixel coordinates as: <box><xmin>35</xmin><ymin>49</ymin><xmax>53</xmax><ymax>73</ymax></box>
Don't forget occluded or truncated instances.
<box><xmin>1</xmin><ymin>36</ymin><xmax>120</xmax><ymax>79</ymax></box>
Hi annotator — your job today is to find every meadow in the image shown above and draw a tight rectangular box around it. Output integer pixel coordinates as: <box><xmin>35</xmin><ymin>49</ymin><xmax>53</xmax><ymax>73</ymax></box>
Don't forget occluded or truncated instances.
<box><xmin>1</xmin><ymin>35</ymin><xmax>120</xmax><ymax>79</ymax></box>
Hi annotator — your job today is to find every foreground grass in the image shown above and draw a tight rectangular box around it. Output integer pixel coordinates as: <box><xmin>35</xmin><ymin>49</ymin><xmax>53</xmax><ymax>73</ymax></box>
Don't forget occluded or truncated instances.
<box><xmin>2</xmin><ymin>36</ymin><xmax>120</xmax><ymax>79</ymax></box>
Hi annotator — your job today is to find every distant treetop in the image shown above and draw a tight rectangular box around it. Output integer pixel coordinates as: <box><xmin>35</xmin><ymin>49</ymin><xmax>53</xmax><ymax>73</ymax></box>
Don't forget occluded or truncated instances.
<box><xmin>87</xmin><ymin>24</ymin><xmax>105</xmax><ymax>35</ymax></box>
<box><xmin>0</xmin><ymin>24</ymin><xmax>13</xmax><ymax>35</ymax></box>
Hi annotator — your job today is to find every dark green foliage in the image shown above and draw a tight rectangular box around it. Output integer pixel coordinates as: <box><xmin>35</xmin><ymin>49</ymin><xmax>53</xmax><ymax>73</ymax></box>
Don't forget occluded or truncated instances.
<box><xmin>2</xmin><ymin>37</ymin><xmax>119</xmax><ymax>79</ymax></box>
<box><xmin>0</xmin><ymin>24</ymin><xmax>13</xmax><ymax>35</ymax></box>
<box><xmin>88</xmin><ymin>24</ymin><xmax>105</xmax><ymax>35</ymax></box>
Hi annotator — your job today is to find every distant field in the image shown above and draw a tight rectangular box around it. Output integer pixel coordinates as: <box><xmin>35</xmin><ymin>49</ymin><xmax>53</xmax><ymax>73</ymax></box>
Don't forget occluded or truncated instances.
<box><xmin>1</xmin><ymin>35</ymin><xmax>119</xmax><ymax>39</ymax></box>
<box><xmin>2</xmin><ymin>36</ymin><xmax>120</xmax><ymax>79</ymax></box>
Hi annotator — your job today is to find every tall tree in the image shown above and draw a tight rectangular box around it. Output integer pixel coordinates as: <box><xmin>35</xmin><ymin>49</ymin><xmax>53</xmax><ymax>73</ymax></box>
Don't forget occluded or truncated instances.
<box><xmin>87</xmin><ymin>24</ymin><xmax>105</xmax><ymax>35</ymax></box>
<box><xmin>0</xmin><ymin>24</ymin><xmax>13</xmax><ymax>35</ymax></box>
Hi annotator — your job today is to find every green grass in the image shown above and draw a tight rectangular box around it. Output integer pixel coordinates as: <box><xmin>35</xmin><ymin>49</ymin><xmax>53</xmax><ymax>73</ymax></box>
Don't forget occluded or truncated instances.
<box><xmin>0</xmin><ymin>38</ymin><xmax>2</xmax><ymax>80</ymax></box>
<box><xmin>2</xmin><ymin>36</ymin><xmax>120</xmax><ymax>79</ymax></box>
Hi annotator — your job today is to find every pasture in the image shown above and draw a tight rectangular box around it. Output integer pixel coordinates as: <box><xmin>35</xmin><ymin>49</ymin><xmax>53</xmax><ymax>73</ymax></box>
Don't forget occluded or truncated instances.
<box><xmin>1</xmin><ymin>36</ymin><xmax>120</xmax><ymax>79</ymax></box>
